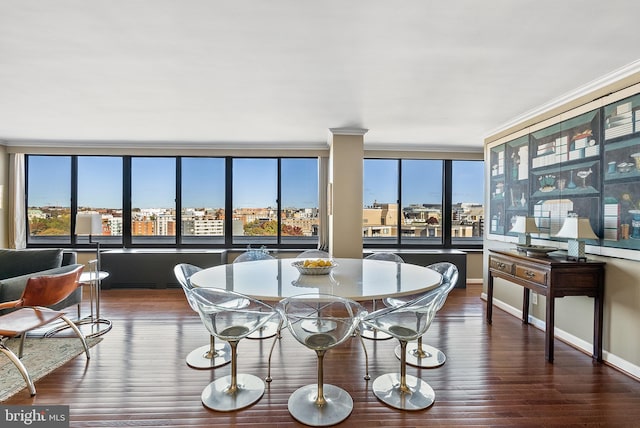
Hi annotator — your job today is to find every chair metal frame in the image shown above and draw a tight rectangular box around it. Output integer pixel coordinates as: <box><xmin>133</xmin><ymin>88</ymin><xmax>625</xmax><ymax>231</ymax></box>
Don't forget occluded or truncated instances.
<box><xmin>0</xmin><ymin>265</ymin><xmax>89</xmax><ymax>397</ymax></box>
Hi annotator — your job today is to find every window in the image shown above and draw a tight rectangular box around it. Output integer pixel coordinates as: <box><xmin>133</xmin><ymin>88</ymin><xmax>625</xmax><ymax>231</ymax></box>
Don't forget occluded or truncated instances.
<box><xmin>401</xmin><ymin>159</ymin><xmax>443</xmax><ymax>245</ymax></box>
<box><xmin>363</xmin><ymin>158</ymin><xmax>483</xmax><ymax>249</ymax></box>
<box><xmin>27</xmin><ymin>156</ymin><xmax>72</xmax><ymax>245</ymax></box>
<box><xmin>77</xmin><ymin>156</ymin><xmax>123</xmax><ymax>246</ymax></box>
<box><xmin>131</xmin><ymin>157</ymin><xmax>176</xmax><ymax>245</ymax></box>
<box><xmin>231</xmin><ymin>158</ymin><xmax>320</xmax><ymax>247</ymax></box>
<box><xmin>280</xmin><ymin>158</ymin><xmax>319</xmax><ymax>246</ymax></box>
<box><xmin>451</xmin><ymin>160</ymin><xmax>484</xmax><ymax>244</ymax></box>
<box><xmin>232</xmin><ymin>158</ymin><xmax>278</xmax><ymax>245</ymax></box>
<box><xmin>363</xmin><ymin>159</ymin><xmax>399</xmax><ymax>245</ymax></box>
<box><xmin>24</xmin><ymin>154</ymin><xmax>479</xmax><ymax>250</ymax></box>
<box><xmin>181</xmin><ymin>157</ymin><xmax>225</xmax><ymax>245</ymax></box>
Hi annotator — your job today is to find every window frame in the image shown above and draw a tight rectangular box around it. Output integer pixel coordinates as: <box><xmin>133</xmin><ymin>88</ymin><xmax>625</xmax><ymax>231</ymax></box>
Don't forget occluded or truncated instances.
<box><xmin>363</xmin><ymin>158</ymin><xmax>484</xmax><ymax>250</ymax></box>
<box><xmin>24</xmin><ymin>154</ymin><xmax>482</xmax><ymax>251</ymax></box>
<box><xmin>25</xmin><ymin>154</ymin><xmax>322</xmax><ymax>250</ymax></box>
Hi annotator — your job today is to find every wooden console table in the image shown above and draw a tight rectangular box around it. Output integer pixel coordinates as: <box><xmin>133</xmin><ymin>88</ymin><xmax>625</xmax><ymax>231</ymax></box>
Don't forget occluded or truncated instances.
<box><xmin>487</xmin><ymin>249</ymin><xmax>605</xmax><ymax>363</ymax></box>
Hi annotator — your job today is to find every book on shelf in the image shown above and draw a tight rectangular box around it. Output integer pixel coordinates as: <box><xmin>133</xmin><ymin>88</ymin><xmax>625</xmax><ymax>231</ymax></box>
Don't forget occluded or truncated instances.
<box><xmin>603</xmin><ymin>200</ymin><xmax>620</xmax><ymax>241</ymax></box>
<box><xmin>585</xmin><ymin>145</ymin><xmax>599</xmax><ymax>157</ymax></box>
<box><xmin>616</xmin><ymin>102</ymin><xmax>632</xmax><ymax>115</ymax></box>
<box><xmin>605</xmin><ymin>123</ymin><xmax>634</xmax><ymax>140</ymax></box>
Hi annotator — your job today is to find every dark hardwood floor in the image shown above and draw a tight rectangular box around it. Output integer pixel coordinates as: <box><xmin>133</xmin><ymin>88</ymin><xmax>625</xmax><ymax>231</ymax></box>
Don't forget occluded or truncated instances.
<box><xmin>5</xmin><ymin>283</ymin><xmax>640</xmax><ymax>427</ymax></box>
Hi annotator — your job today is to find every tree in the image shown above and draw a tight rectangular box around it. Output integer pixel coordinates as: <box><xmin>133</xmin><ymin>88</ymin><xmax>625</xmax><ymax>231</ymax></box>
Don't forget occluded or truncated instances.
<box><xmin>282</xmin><ymin>224</ymin><xmax>303</xmax><ymax>236</ymax></box>
<box><xmin>244</xmin><ymin>219</ymin><xmax>277</xmax><ymax>236</ymax></box>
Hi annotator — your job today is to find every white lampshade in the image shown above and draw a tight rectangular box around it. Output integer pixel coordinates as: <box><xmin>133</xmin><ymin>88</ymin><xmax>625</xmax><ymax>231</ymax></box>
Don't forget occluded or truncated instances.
<box><xmin>510</xmin><ymin>216</ymin><xmax>540</xmax><ymax>234</ymax></box>
<box><xmin>554</xmin><ymin>214</ymin><xmax>598</xmax><ymax>261</ymax></box>
<box><xmin>75</xmin><ymin>213</ymin><xmax>102</xmax><ymax>235</ymax></box>
<box><xmin>555</xmin><ymin>215</ymin><xmax>598</xmax><ymax>240</ymax></box>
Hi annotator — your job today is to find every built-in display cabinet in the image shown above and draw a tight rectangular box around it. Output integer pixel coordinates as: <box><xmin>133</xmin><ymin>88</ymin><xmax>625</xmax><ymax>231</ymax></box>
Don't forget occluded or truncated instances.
<box><xmin>488</xmin><ymin>91</ymin><xmax>640</xmax><ymax>253</ymax></box>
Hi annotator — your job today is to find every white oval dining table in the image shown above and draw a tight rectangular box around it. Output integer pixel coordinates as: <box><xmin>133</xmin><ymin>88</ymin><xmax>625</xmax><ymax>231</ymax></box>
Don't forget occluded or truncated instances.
<box><xmin>189</xmin><ymin>257</ymin><xmax>442</xmax><ymax>302</ymax></box>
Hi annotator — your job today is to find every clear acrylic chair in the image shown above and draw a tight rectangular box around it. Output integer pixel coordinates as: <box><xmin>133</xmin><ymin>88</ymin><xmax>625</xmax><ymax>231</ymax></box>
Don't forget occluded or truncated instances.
<box><xmin>362</xmin><ymin>280</ymin><xmax>448</xmax><ymax>411</ymax></box>
<box><xmin>233</xmin><ymin>247</ymin><xmax>275</xmax><ymax>263</ymax></box>
<box><xmin>190</xmin><ymin>287</ymin><xmax>278</xmax><ymax>411</ymax></box>
<box><xmin>277</xmin><ymin>293</ymin><xmax>366</xmax><ymax>426</ymax></box>
<box><xmin>384</xmin><ymin>262</ymin><xmax>458</xmax><ymax>368</ymax></box>
<box><xmin>174</xmin><ymin>263</ymin><xmax>232</xmax><ymax>369</ymax></box>
<box><xmin>361</xmin><ymin>252</ymin><xmax>405</xmax><ymax>340</ymax></box>
<box><xmin>296</xmin><ymin>249</ymin><xmax>330</xmax><ymax>259</ymax></box>
<box><xmin>233</xmin><ymin>250</ymin><xmax>279</xmax><ymax>340</ymax></box>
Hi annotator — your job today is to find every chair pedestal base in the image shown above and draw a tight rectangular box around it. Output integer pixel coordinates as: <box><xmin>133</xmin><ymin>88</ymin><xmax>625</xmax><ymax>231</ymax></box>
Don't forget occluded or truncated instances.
<box><xmin>186</xmin><ymin>343</ymin><xmax>231</xmax><ymax>369</ymax></box>
<box><xmin>247</xmin><ymin>321</ymin><xmax>279</xmax><ymax>340</ymax></box>
<box><xmin>360</xmin><ymin>327</ymin><xmax>392</xmax><ymax>340</ymax></box>
<box><xmin>394</xmin><ymin>343</ymin><xmax>446</xmax><ymax>368</ymax></box>
<box><xmin>372</xmin><ymin>373</ymin><xmax>435</xmax><ymax>411</ymax></box>
<box><xmin>288</xmin><ymin>384</ymin><xmax>353</xmax><ymax>427</ymax></box>
<box><xmin>201</xmin><ymin>374</ymin><xmax>265</xmax><ymax>411</ymax></box>
<box><xmin>300</xmin><ymin>319</ymin><xmax>337</xmax><ymax>333</ymax></box>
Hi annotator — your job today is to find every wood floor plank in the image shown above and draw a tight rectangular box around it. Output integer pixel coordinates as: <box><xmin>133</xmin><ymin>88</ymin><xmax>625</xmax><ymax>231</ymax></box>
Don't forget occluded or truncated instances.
<box><xmin>3</xmin><ymin>283</ymin><xmax>640</xmax><ymax>427</ymax></box>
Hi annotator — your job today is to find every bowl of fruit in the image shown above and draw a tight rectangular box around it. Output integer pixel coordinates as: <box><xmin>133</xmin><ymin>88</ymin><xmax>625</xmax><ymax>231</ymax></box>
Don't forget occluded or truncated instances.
<box><xmin>291</xmin><ymin>258</ymin><xmax>337</xmax><ymax>275</ymax></box>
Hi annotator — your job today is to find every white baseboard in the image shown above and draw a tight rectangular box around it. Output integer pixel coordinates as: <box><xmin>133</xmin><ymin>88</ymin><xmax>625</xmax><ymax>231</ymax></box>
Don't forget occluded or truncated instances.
<box><xmin>481</xmin><ymin>292</ymin><xmax>640</xmax><ymax>380</ymax></box>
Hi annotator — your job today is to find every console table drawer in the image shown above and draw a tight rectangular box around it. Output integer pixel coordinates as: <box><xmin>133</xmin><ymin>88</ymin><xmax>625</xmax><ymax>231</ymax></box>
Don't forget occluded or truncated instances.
<box><xmin>489</xmin><ymin>256</ymin><xmax>514</xmax><ymax>275</ymax></box>
<box><xmin>515</xmin><ymin>265</ymin><xmax>547</xmax><ymax>285</ymax></box>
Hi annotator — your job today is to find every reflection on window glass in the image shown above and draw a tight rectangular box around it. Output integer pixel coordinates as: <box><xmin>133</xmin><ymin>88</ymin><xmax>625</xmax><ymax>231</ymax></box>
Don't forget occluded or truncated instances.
<box><xmin>363</xmin><ymin>159</ymin><xmax>399</xmax><ymax>244</ymax></box>
<box><xmin>77</xmin><ymin>156</ymin><xmax>123</xmax><ymax>245</ymax></box>
<box><xmin>401</xmin><ymin>159</ymin><xmax>443</xmax><ymax>245</ymax></box>
<box><xmin>27</xmin><ymin>156</ymin><xmax>72</xmax><ymax>244</ymax></box>
<box><xmin>452</xmin><ymin>160</ymin><xmax>484</xmax><ymax>243</ymax></box>
<box><xmin>131</xmin><ymin>157</ymin><xmax>176</xmax><ymax>244</ymax></box>
<box><xmin>232</xmin><ymin>158</ymin><xmax>277</xmax><ymax>244</ymax></box>
<box><xmin>181</xmin><ymin>157</ymin><xmax>225</xmax><ymax>244</ymax></box>
<box><xmin>281</xmin><ymin>158</ymin><xmax>319</xmax><ymax>245</ymax></box>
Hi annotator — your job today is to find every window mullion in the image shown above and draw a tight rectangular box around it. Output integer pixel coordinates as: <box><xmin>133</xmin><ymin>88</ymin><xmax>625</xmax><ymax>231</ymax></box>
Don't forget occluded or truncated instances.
<box><xmin>443</xmin><ymin>160</ymin><xmax>452</xmax><ymax>248</ymax></box>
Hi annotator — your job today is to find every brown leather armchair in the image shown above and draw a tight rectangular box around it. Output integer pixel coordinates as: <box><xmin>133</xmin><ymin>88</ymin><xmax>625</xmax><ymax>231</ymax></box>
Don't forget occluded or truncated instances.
<box><xmin>0</xmin><ymin>265</ymin><xmax>89</xmax><ymax>396</ymax></box>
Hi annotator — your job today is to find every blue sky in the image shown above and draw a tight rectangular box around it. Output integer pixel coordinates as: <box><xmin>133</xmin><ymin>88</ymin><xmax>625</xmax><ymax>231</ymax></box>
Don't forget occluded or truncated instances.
<box><xmin>364</xmin><ymin>159</ymin><xmax>485</xmax><ymax>206</ymax></box>
<box><xmin>28</xmin><ymin>156</ymin><xmax>484</xmax><ymax>208</ymax></box>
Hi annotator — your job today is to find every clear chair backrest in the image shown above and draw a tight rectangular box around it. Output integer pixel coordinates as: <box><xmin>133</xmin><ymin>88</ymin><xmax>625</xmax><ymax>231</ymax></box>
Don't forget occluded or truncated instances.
<box><xmin>426</xmin><ymin>262</ymin><xmax>458</xmax><ymax>311</ymax></box>
<box><xmin>190</xmin><ymin>287</ymin><xmax>276</xmax><ymax>341</ymax></box>
<box><xmin>365</xmin><ymin>252</ymin><xmax>405</xmax><ymax>263</ymax></box>
<box><xmin>363</xmin><ymin>280</ymin><xmax>448</xmax><ymax>341</ymax></box>
<box><xmin>277</xmin><ymin>293</ymin><xmax>366</xmax><ymax>350</ymax></box>
<box><xmin>233</xmin><ymin>249</ymin><xmax>275</xmax><ymax>263</ymax></box>
<box><xmin>296</xmin><ymin>249</ymin><xmax>330</xmax><ymax>259</ymax></box>
<box><xmin>174</xmin><ymin>263</ymin><xmax>203</xmax><ymax>312</ymax></box>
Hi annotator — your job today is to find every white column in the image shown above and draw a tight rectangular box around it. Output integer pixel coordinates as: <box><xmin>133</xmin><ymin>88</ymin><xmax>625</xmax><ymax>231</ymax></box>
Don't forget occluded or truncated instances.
<box><xmin>328</xmin><ymin>128</ymin><xmax>367</xmax><ymax>258</ymax></box>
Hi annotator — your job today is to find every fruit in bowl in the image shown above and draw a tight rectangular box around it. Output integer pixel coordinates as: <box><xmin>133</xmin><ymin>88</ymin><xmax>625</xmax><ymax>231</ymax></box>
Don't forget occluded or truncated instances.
<box><xmin>302</xmin><ymin>259</ymin><xmax>333</xmax><ymax>268</ymax></box>
<box><xmin>292</xmin><ymin>259</ymin><xmax>337</xmax><ymax>275</ymax></box>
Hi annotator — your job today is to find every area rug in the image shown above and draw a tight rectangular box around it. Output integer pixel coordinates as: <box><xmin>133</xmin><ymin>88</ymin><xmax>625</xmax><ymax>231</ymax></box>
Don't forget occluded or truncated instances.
<box><xmin>0</xmin><ymin>336</ymin><xmax>101</xmax><ymax>402</ymax></box>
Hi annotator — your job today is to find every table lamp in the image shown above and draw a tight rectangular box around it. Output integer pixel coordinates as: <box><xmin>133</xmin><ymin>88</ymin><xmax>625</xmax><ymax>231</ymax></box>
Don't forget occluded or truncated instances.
<box><xmin>75</xmin><ymin>212</ymin><xmax>103</xmax><ymax>270</ymax></box>
<box><xmin>554</xmin><ymin>213</ymin><xmax>598</xmax><ymax>261</ymax></box>
<box><xmin>510</xmin><ymin>216</ymin><xmax>539</xmax><ymax>248</ymax></box>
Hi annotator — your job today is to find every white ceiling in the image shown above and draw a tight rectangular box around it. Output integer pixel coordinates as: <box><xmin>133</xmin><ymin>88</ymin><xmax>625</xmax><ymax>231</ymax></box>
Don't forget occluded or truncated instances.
<box><xmin>1</xmin><ymin>1</ymin><xmax>639</xmax><ymax>152</ymax></box>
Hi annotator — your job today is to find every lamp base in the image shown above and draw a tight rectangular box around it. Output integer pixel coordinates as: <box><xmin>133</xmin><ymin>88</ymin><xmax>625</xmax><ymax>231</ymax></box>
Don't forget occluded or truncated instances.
<box><xmin>566</xmin><ymin>239</ymin><xmax>587</xmax><ymax>262</ymax></box>
<box><xmin>518</xmin><ymin>233</ymin><xmax>531</xmax><ymax>246</ymax></box>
